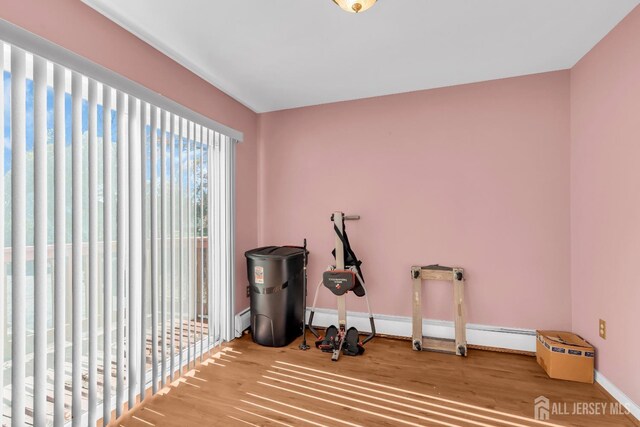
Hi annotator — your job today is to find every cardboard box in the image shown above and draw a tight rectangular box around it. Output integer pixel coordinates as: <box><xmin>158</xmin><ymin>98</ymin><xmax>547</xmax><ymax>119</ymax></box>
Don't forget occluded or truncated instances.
<box><xmin>536</xmin><ymin>330</ymin><xmax>595</xmax><ymax>384</ymax></box>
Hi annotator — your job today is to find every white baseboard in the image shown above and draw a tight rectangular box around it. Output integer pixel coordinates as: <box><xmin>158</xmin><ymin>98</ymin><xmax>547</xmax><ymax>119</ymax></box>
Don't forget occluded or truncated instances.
<box><xmin>233</xmin><ymin>306</ymin><xmax>536</xmax><ymax>352</ymax></box>
<box><xmin>306</xmin><ymin>308</ymin><xmax>537</xmax><ymax>353</ymax></box>
<box><xmin>234</xmin><ymin>307</ymin><xmax>251</xmax><ymax>338</ymax></box>
<box><xmin>595</xmin><ymin>370</ymin><xmax>640</xmax><ymax>422</ymax></box>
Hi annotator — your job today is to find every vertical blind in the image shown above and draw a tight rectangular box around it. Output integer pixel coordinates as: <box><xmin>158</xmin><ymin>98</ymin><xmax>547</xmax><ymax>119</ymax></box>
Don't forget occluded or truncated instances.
<box><xmin>1</xmin><ymin>32</ymin><xmax>237</xmax><ymax>426</ymax></box>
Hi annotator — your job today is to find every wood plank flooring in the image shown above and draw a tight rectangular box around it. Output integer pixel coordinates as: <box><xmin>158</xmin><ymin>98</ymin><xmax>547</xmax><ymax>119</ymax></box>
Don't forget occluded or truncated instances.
<box><xmin>115</xmin><ymin>334</ymin><xmax>638</xmax><ymax>427</ymax></box>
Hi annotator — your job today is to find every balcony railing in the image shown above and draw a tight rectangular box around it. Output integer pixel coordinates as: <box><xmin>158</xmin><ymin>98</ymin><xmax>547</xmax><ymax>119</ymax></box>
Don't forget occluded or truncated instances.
<box><xmin>2</xmin><ymin>237</ymin><xmax>210</xmax><ymax>425</ymax></box>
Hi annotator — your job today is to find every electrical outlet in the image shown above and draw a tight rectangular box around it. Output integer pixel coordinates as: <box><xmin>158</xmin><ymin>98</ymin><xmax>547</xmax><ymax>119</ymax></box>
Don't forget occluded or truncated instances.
<box><xmin>246</xmin><ymin>285</ymin><xmax>251</xmax><ymax>298</ymax></box>
<box><xmin>599</xmin><ymin>319</ymin><xmax>606</xmax><ymax>339</ymax></box>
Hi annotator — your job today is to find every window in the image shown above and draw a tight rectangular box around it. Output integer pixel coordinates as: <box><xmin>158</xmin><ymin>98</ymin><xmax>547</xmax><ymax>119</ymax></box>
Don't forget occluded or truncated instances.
<box><xmin>1</xmin><ymin>20</ymin><xmax>238</xmax><ymax>426</ymax></box>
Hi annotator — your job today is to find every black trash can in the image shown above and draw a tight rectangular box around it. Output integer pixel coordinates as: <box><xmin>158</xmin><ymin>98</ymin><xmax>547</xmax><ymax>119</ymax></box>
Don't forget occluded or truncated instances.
<box><xmin>245</xmin><ymin>246</ymin><xmax>305</xmax><ymax>347</ymax></box>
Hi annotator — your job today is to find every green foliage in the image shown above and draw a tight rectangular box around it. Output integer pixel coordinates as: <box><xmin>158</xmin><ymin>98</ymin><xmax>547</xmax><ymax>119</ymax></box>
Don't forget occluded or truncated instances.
<box><xmin>3</xmin><ymin>133</ymin><xmax>208</xmax><ymax>247</ymax></box>
<box><xmin>4</xmin><ymin>131</ymin><xmax>115</xmax><ymax>246</ymax></box>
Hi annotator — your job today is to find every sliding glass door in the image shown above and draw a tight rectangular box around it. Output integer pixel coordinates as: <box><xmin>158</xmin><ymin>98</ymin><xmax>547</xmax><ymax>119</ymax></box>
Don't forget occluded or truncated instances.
<box><xmin>1</xmin><ymin>33</ymin><xmax>236</xmax><ymax>426</ymax></box>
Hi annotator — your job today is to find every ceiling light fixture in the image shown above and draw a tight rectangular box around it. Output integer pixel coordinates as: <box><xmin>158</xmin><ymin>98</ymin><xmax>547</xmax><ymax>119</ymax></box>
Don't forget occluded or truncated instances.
<box><xmin>333</xmin><ymin>0</ymin><xmax>377</xmax><ymax>14</ymax></box>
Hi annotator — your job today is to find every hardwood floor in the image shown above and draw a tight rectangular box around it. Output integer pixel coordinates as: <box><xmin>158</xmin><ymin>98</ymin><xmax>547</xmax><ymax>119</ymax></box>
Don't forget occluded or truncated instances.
<box><xmin>116</xmin><ymin>334</ymin><xmax>638</xmax><ymax>427</ymax></box>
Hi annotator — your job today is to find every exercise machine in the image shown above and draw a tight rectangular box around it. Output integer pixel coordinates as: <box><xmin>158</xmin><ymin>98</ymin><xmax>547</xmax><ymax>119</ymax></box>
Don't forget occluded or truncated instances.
<box><xmin>306</xmin><ymin>212</ymin><xmax>375</xmax><ymax>361</ymax></box>
<box><xmin>411</xmin><ymin>264</ymin><xmax>467</xmax><ymax>356</ymax></box>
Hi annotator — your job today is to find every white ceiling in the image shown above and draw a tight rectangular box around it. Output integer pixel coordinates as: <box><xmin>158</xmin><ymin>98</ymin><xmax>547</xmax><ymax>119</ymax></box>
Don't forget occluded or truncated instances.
<box><xmin>84</xmin><ymin>0</ymin><xmax>639</xmax><ymax>113</ymax></box>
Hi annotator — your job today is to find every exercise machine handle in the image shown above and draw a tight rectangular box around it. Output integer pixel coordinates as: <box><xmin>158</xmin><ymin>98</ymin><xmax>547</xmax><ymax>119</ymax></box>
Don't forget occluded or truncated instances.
<box><xmin>330</xmin><ymin>213</ymin><xmax>361</xmax><ymax>221</ymax></box>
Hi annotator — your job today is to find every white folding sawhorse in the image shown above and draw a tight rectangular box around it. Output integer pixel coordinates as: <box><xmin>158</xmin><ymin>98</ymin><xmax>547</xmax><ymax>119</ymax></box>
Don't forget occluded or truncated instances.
<box><xmin>411</xmin><ymin>264</ymin><xmax>467</xmax><ymax>356</ymax></box>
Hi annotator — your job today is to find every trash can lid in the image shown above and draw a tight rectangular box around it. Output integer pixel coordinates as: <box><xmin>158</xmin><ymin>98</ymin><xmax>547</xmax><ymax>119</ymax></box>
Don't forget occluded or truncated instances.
<box><xmin>245</xmin><ymin>246</ymin><xmax>305</xmax><ymax>260</ymax></box>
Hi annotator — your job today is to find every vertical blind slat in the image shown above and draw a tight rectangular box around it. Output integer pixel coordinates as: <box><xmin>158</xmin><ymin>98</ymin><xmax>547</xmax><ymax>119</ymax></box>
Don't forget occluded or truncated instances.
<box><xmin>128</xmin><ymin>95</ymin><xmax>140</xmax><ymax>408</ymax></box>
<box><xmin>10</xmin><ymin>45</ymin><xmax>26</xmax><ymax>427</ymax></box>
<box><xmin>221</xmin><ymin>136</ymin><xmax>225</xmax><ymax>339</ymax></box>
<box><xmin>102</xmin><ymin>85</ymin><xmax>113</xmax><ymax>425</ymax></box>
<box><xmin>170</xmin><ymin>114</ymin><xmax>176</xmax><ymax>380</ymax></box>
<box><xmin>140</xmin><ymin>101</ymin><xmax>148</xmax><ymax>402</ymax></box>
<box><xmin>150</xmin><ymin>105</ymin><xmax>159</xmax><ymax>395</ymax></box>
<box><xmin>53</xmin><ymin>63</ymin><xmax>66</xmax><ymax>427</ymax></box>
<box><xmin>71</xmin><ymin>71</ymin><xmax>83</xmax><ymax>427</ymax></box>
<box><xmin>207</xmin><ymin>131</ymin><xmax>213</xmax><ymax>348</ymax></box>
<box><xmin>219</xmin><ymin>137</ymin><xmax>225</xmax><ymax>341</ymax></box>
<box><xmin>33</xmin><ymin>54</ymin><xmax>48</xmax><ymax>427</ymax></box>
<box><xmin>0</xmin><ymin>42</ymin><xmax>4</xmax><ymax>424</ymax></box>
<box><xmin>230</xmin><ymin>138</ymin><xmax>236</xmax><ymax>340</ymax></box>
<box><xmin>88</xmin><ymin>78</ymin><xmax>99</xmax><ymax>427</ymax></box>
<box><xmin>200</xmin><ymin>127</ymin><xmax>205</xmax><ymax>361</ymax></box>
<box><xmin>192</xmin><ymin>127</ymin><xmax>197</xmax><ymax>366</ymax></box>
<box><xmin>217</xmin><ymin>136</ymin><xmax>223</xmax><ymax>342</ymax></box>
<box><xmin>208</xmin><ymin>134</ymin><xmax>213</xmax><ymax>341</ymax></box>
<box><xmin>224</xmin><ymin>137</ymin><xmax>231</xmax><ymax>340</ymax></box>
<box><xmin>213</xmin><ymin>132</ymin><xmax>220</xmax><ymax>345</ymax></box>
<box><xmin>220</xmin><ymin>135</ymin><xmax>226</xmax><ymax>341</ymax></box>
<box><xmin>116</xmin><ymin>90</ymin><xmax>126</xmax><ymax>418</ymax></box>
<box><xmin>160</xmin><ymin>111</ymin><xmax>167</xmax><ymax>387</ymax></box>
<box><xmin>217</xmin><ymin>134</ymin><xmax>223</xmax><ymax>342</ymax></box>
<box><xmin>192</xmin><ymin>124</ymin><xmax>197</xmax><ymax>366</ymax></box>
<box><xmin>186</xmin><ymin>121</ymin><xmax>192</xmax><ymax>368</ymax></box>
<box><xmin>221</xmin><ymin>138</ymin><xmax>229</xmax><ymax>340</ymax></box>
<box><xmin>206</xmin><ymin>131</ymin><xmax>210</xmax><ymax>349</ymax></box>
<box><xmin>178</xmin><ymin>119</ymin><xmax>184</xmax><ymax>374</ymax></box>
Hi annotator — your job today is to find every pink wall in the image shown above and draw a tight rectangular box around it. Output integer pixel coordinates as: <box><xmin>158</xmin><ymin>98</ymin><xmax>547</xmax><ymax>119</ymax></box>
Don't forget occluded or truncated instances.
<box><xmin>4</xmin><ymin>2</ymin><xmax>638</xmax><ymax>404</ymax></box>
<box><xmin>258</xmin><ymin>72</ymin><xmax>572</xmax><ymax>329</ymax></box>
<box><xmin>0</xmin><ymin>0</ymin><xmax>259</xmax><ymax>312</ymax></box>
<box><xmin>570</xmin><ymin>6</ymin><xmax>640</xmax><ymax>404</ymax></box>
